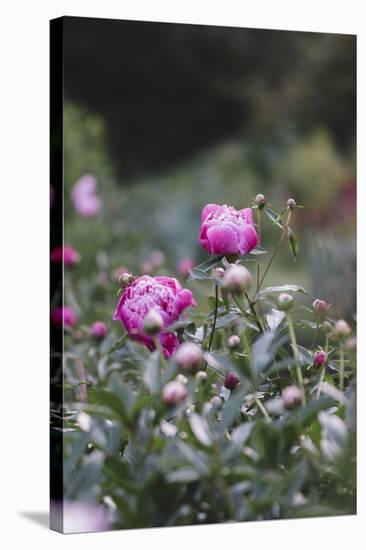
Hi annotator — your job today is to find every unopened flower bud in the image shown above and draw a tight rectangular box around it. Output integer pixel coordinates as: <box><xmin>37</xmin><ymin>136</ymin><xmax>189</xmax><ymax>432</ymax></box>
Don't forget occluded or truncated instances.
<box><xmin>224</xmin><ymin>371</ymin><xmax>240</xmax><ymax>391</ymax></box>
<box><xmin>176</xmin><ymin>374</ymin><xmax>189</xmax><ymax>385</ymax></box>
<box><xmin>162</xmin><ymin>381</ymin><xmax>187</xmax><ymax>407</ymax></box>
<box><xmin>223</xmin><ymin>264</ymin><xmax>252</xmax><ymax>294</ymax></box>
<box><xmin>212</xmin><ymin>267</ymin><xmax>225</xmax><ymax>283</ymax></box>
<box><xmin>143</xmin><ymin>310</ymin><xmax>164</xmax><ymax>335</ymax></box>
<box><xmin>119</xmin><ymin>272</ymin><xmax>134</xmax><ymax>287</ymax></box>
<box><xmin>287</xmin><ymin>198</ymin><xmax>296</xmax><ymax>210</ymax></box>
<box><xmin>282</xmin><ymin>385</ymin><xmax>303</xmax><ymax>410</ymax></box>
<box><xmin>345</xmin><ymin>336</ymin><xmax>357</xmax><ymax>351</ymax></box>
<box><xmin>255</xmin><ymin>193</ymin><xmax>266</xmax><ymax>209</ymax></box>
<box><xmin>277</xmin><ymin>292</ymin><xmax>294</xmax><ymax>311</ymax></box>
<box><xmin>312</xmin><ymin>299</ymin><xmax>328</xmax><ymax>317</ymax></box>
<box><xmin>91</xmin><ymin>321</ymin><xmax>107</xmax><ymax>339</ymax></box>
<box><xmin>333</xmin><ymin>319</ymin><xmax>352</xmax><ymax>339</ymax></box>
<box><xmin>313</xmin><ymin>350</ymin><xmax>328</xmax><ymax>369</ymax></box>
<box><xmin>321</xmin><ymin>320</ymin><xmax>332</xmax><ymax>333</ymax></box>
<box><xmin>227</xmin><ymin>334</ymin><xmax>241</xmax><ymax>350</ymax></box>
<box><xmin>195</xmin><ymin>370</ymin><xmax>208</xmax><ymax>384</ymax></box>
<box><xmin>174</xmin><ymin>342</ymin><xmax>204</xmax><ymax>372</ymax></box>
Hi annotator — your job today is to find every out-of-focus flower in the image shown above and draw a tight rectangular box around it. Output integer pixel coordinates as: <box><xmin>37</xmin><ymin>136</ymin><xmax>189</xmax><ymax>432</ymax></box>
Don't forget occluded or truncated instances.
<box><xmin>313</xmin><ymin>349</ymin><xmax>328</xmax><ymax>368</ymax></box>
<box><xmin>212</xmin><ymin>267</ymin><xmax>225</xmax><ymax>283</ymax></box>
<box><xmin>50</xmin><ymin>245</ymin><xmax>80</xmax><ymax>267</ymax></box>
<box><xmin>195</xmin><ymin>370</ymin><xmax>207</xmax><ymax>384</ymax></box>
<box><xmin>199</xmin><ymin>204</ymin><xmax>258</xmax><ymax>256</ymax></box>
<box><xmin>112</xmin><ymin>265</ymin><xmax>128</xmax><ymax>282</ymax></box>
<box><xmin>224</xmin><ymin>371</ymin><xmax>240</xmax><ymax>391</ymax></box>
<box><xmin>91</xmin><ymin>321</ymin><xmax>107</xmax><ymax>339</ymax></box>
<box><xmin>173</xmin><ymin>342</ymin><xmax>204</xmax><ymax>372</ymax></box>
<box><xmin>71</xmin><ymin>174</ymin><xmax>102</xmax><ymax>217</ymax></box>
<box><xmin>51</xmin><ymin>306</ymin><xmax>77</xmax><ymax>328</ymax></box>
<box><xmin>222</xmin><ymin>264</ymin><xmax>252</xmax><ymax>293</ymax></box>
<box><xmin>177</xmin><ymin>258</ymin><xmax>194</xmax><ymax>277</ymax></box>
<box><xmin>287</xmin><ymin>198</ymin><xmax>297</xmax><ymax>210</ymax></box>
<box><xmin>227</xmin><ymin>334</ymin><xmax>240</xmax><ymax>350</ymax></box>
<box><xmin>277</xmin><ymin>292</ymin><xmax>294</xmax><ymax>311</ymax></box>
<box><xmin>321</xmin><ymin>320</ymin><xmax>333</xmax><ymax>333</ymax></box>
<box><xmin>60</xmin><ymin>500</ymin><xmax>109</xmax><ymax>534</ymax></box>
<box><xmin>255</xmin><ymin>193</ymin><xmax>266</xmax><ymax>209</ymax></box>
<box><xmin>143</xmin><ymin>310</ymin><xmax>164</xmax><ymax>335</ymax></box>
<box><xmin>332</xmin><ymin>319</ymin><xmax>352</xmax><ymax>339</ymax></box>
<box><xmin>150</xmin><ymin>250</ymin><xmax>165</xmax><ymax>267</ymax></box>
<box><xmin>282</xmin><ymin>385</ymin><xmax>303</xmax><ymax>410</ymax></box>
<box><xmin>162</xmin><ymin>381</ymin><xmax>187</xmax><ymax>407</ymax></box>
<box><xmin>141</xmin><ymin>260</ymin><xmax>154</xmax><ymax>274</ymax></box>
<box><xmin>312</xmin><ymin>298</ymin><xmax>328</xmax><ymax>317</ymax></box>
<box><xmin>113</xmin><ymin>275</ymin><xmax>196</xmax><ymax>357</ymax></box>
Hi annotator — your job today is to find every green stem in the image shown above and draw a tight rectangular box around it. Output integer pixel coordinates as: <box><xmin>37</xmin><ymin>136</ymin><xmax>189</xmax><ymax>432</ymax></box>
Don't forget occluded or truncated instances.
<box><xmin>339</xmin><ymin>342</ymin><xmax>345</xmax><ymax>396</ymax></box>
<box><xmin>253</xmin><ymin>210</ymin><xmax>292</xmax><ymax>300</ymax></box>
<box><xmin>203</xmin><ymin>284</ymin><xmax>219</xmax><ymax>371</ymax></box>
<box><xmin>316</xmin><ymin>334</ymin><xmax>328</xmax><ymax>399</ymax></box>
<box><xmin>254</xmin><ymin>394</ymin><xmax>272</xmax><ymax>422</ymax></box>
<box><xmin>286</xmin><ymin>312</ymin><xmax>306</xmax><ymax>406</ymax></box>
<box><xmin>244</xmin><ymin>291</ymin><xmax>263</xmax><ymax>333</ymax></box>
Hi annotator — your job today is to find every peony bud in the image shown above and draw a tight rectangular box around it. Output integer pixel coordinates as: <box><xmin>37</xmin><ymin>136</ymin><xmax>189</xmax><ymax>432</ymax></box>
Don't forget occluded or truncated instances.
<box><xmin>345</xmin><ymin>336</ymin><xmax>357</xmax><ymax>352</ymax></box>
<box><xmin>91</xmin><ymin>321</ymin><xmax>107</xmax><ymax>339</ymax></box>
<box><xmin>224</xmin><ymin>371</ymin><xmax>240</xmax><ymax>391</ymax></box>
<box><xmin>287</xmin><ymin>198</ymin><xmax>296</xmax><ymax>210</ymax></box>
<box><xmin>176</xmin><ymin>374</ymin><xmax>189</xmax><ymax>385</ymax></box>
<box><xmin>162</xmin><ymin>381</ymin><xmax>187</xmax><ymax>407</ymax></box>
<box><xmin>312</xmin><ymin>299</ymin><xmax>328</xmax><ymax>317</ymax></box>
<box><xmin>277</xmin><ymin>292</ymin><xmax>294</xmax><ymax>311</ymax></box>
<box><xmin>174</xmin><ymin>342</ymin><xmax>204</xmax><ymax>372</ymax></box>
<box><xmin>255</xmin><ymin>193</ymin><xmax>266</xmax><ymax>209</ymax></box>
<box><xmin>313</xmin><ymin>349</ymin><xmax>328</xmax><ymax>369</ymax></box>
<box><xmin>143</xmin><ymin>310</ymin><xmax>164</xmax><ymax>335</ymax></box>
<box><xmin>321</xmin><ymin>320</ymin><xmax>333</xmax><ymax>333</ymax></box>
<box><xmin>227</xmin><ymin>334</ymin><xmax>241</xmax><ymax>350</ymax></box>
<box><xmin>210</xmin><ymin>395</ymin><xmax>223</xmax><ymax>408</ymax></box>
<box><xmin>282</xmin><ymin>385</ymin><xmax>303</xmax><ymax>410</ymax></box>
<box><xmin>119</xmin><ymin>272</ymin><xmax>134</xmax><ymax>287</ymax></box>
<box><xmin>222</xmin><ymin>264</ymin><xmax>252</xmax><ymax>294</ymax></box>
<box><xmin>333</xmin><ymin>319</ymin><xmax>352</xmax><ymax>339</ymax></box>
<box><xmin>212</xmin><ymin>267</ymin><xmax>225</xmax><ymax>284</ymax></box>
<box><xmin>195</xmin><ymin>370</ymin><xmax>208</xmax><ymax>384</ymax></box>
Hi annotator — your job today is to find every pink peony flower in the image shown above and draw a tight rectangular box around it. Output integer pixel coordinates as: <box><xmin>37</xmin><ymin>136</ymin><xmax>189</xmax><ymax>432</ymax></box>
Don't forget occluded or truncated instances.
<box><xmin>177</xmin><ymin>258</ymin><xmax>194</xmax><ymax>277</ymax></box>
<box><xmin>71</xmin><ymin>174</ymin><xmax>102</xmax><ymax>217</ymax></box>
<box><xmin>50</xmin><ymin>245</ymin><xmax>80</xmax><ymax>267</ymax></box>
<box><xmin>91</xmin><ymin>321</ymin><xmax>107</xmax><ymax>339</ymax></box>
<box><xmin>199</xmin><ymin>204</ymin><xmax>258</xmax><ymax>256</ymax></box>
<box><xmin>113</xmin><ymin>275</ymin><xmax>196</xmax><ymax>357</ymax></box>
<box><xmin>51</xmin><ymin>306</ymin><xmax>77</xmax><ymax>328</ymax></box>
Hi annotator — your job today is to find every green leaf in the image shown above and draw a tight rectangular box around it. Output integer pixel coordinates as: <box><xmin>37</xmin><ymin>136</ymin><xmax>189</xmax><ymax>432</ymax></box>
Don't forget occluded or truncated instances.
<box><xmin>258</xmin><ymin>284</ymin><xmax>308</xmax><ymax>298</ymax></box>
<box><xmin>187</xmin><ymin>256</ymin><xmax>223</xmax><ymax>281</ymax></box>
<box><xmin>104</xmin><ymin>334</ymin><xmax>127</xmax><ymax>355</ymax></box>
<box><xmin>263</xmin><ymin>207</ymin><xmax>284</xmax><ymax>228</ymax></box>
<box><xmin>287</xmin><ymin>227</ymin><xmax>298</xmax><ymax>261</ymax></box>
<box><xmin>223</xmin><ymin>423</ymin><xmax>253</xmax><ymax>462</ymax></box>
<box><xmin>250</xmin><ymin>245</ymin><xmax>268</xmax><ymax>255</ymax></box>
<box><xmin>166</xmin><ymin>468</ymin><xmax>200</xmax><ymax>483</ymax></box>
<box><xmin>188</xmin><ymin>413</ymin><xmax>213</xmax><ymax>446</ymax></box>
<box><xmin>143</xmin><ymin>349</ymin><xmax>161</xmax><ymax>394</ymax></box>
<box><xmin>89</xmin><ymin>388</ymin><xmax>127</xmax><ymax>421</ymax></box>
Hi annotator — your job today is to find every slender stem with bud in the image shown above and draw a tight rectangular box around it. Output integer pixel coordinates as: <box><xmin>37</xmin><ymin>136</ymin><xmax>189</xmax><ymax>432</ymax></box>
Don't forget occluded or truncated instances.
<box><xmin>203</xmin><ymin>284</ymin><xmax>219</xmax><ymax>371</ymax></box>
<box><xmin>253</xmin><ymin>210</ymin><xmax>292</xmax><ymax>301</ymax></box>
<box><xmin>286</xmin><ymin>312</ymin><xmax>306</xmax><ymax>406</ymax></box>
<box><xmin>316</xmin><ymin>334</ymin><xmax>328</xmax><ymax>400</ymax></box>
<box><xmin>339</xmin><ymin>342</ymin><xmax>345</xmax><ymax>396</ymax></box>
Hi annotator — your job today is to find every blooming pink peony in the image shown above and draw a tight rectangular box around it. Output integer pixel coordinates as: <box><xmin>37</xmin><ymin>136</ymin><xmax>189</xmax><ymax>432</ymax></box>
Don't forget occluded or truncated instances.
<box><xmin>51</xmin><ymin>306</ymin><xmax>77</xmax><ymax>328</ymax></box>
<box><xmin>199</xmin><ymin>204</ymin><xmax>258</xmax><ymax>256</ymax></box>
<box><xmin>71</xmin><ymin>174</ymin><xmax>102</xmax><ymax>217</ymax></box>
<box><xmin>51</xmin><ymin>245</ymin><xmax>80</xmax><ymax>267</ymax></box>
<box><xmin>113</xmin><ymin>275</ymin><xmax>196</xmax><ymax>357</ymax></box>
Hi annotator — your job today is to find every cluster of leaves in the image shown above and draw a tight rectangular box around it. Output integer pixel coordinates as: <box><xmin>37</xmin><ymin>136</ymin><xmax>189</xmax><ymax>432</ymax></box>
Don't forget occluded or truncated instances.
<box><xmin>59</xmin><ymin>201</ymin><xmax>356</xmax><ymax>530</ymax></box>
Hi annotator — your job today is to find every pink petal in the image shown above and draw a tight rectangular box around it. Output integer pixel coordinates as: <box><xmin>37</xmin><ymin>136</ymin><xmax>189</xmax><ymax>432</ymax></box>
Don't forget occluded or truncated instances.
<box><xmin>206</xmin><ymin>224</ymin><xmax>239</xmax><ymax>255</ymax></box>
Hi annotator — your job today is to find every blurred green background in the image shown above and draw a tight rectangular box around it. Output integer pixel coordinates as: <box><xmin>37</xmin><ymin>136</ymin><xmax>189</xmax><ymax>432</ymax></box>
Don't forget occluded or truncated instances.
<box><xmin>62</xmin><ymin>18</ymin><xmax>356</xmax><ymax>322</ymax></box>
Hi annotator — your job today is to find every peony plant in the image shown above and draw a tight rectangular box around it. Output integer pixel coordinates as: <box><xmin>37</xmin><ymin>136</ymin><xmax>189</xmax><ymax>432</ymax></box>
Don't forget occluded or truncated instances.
<box><xmin>59</xmin><ymin>194</ymin><xmax>356</xmax><ymax>531</ymax></box>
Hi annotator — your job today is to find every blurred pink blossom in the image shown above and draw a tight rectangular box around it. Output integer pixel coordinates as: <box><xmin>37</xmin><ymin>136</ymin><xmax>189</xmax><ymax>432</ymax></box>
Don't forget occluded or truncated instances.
<box><xmin>91</xmin><ymin>321</ymin><xmax>107</xmax><ymax>339</ymax></box>
<box><xmin>50</xmin><ymin>245</ymin><xmax>80</xmax><ymax>267</ymax></box>
<box><xmin>71</xmin><ymin>174</ymin><xmax>102</xmax><ymax>217</ymax></box>
<box><xmin>177</xmin><ymin>258</ymin><xmax>194</xmax><ymax>277</ymax></box>
<box><xmin>51</xmin><ymin>306</ymin><xmax>77</xmax><ymax>328</ymax></box>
